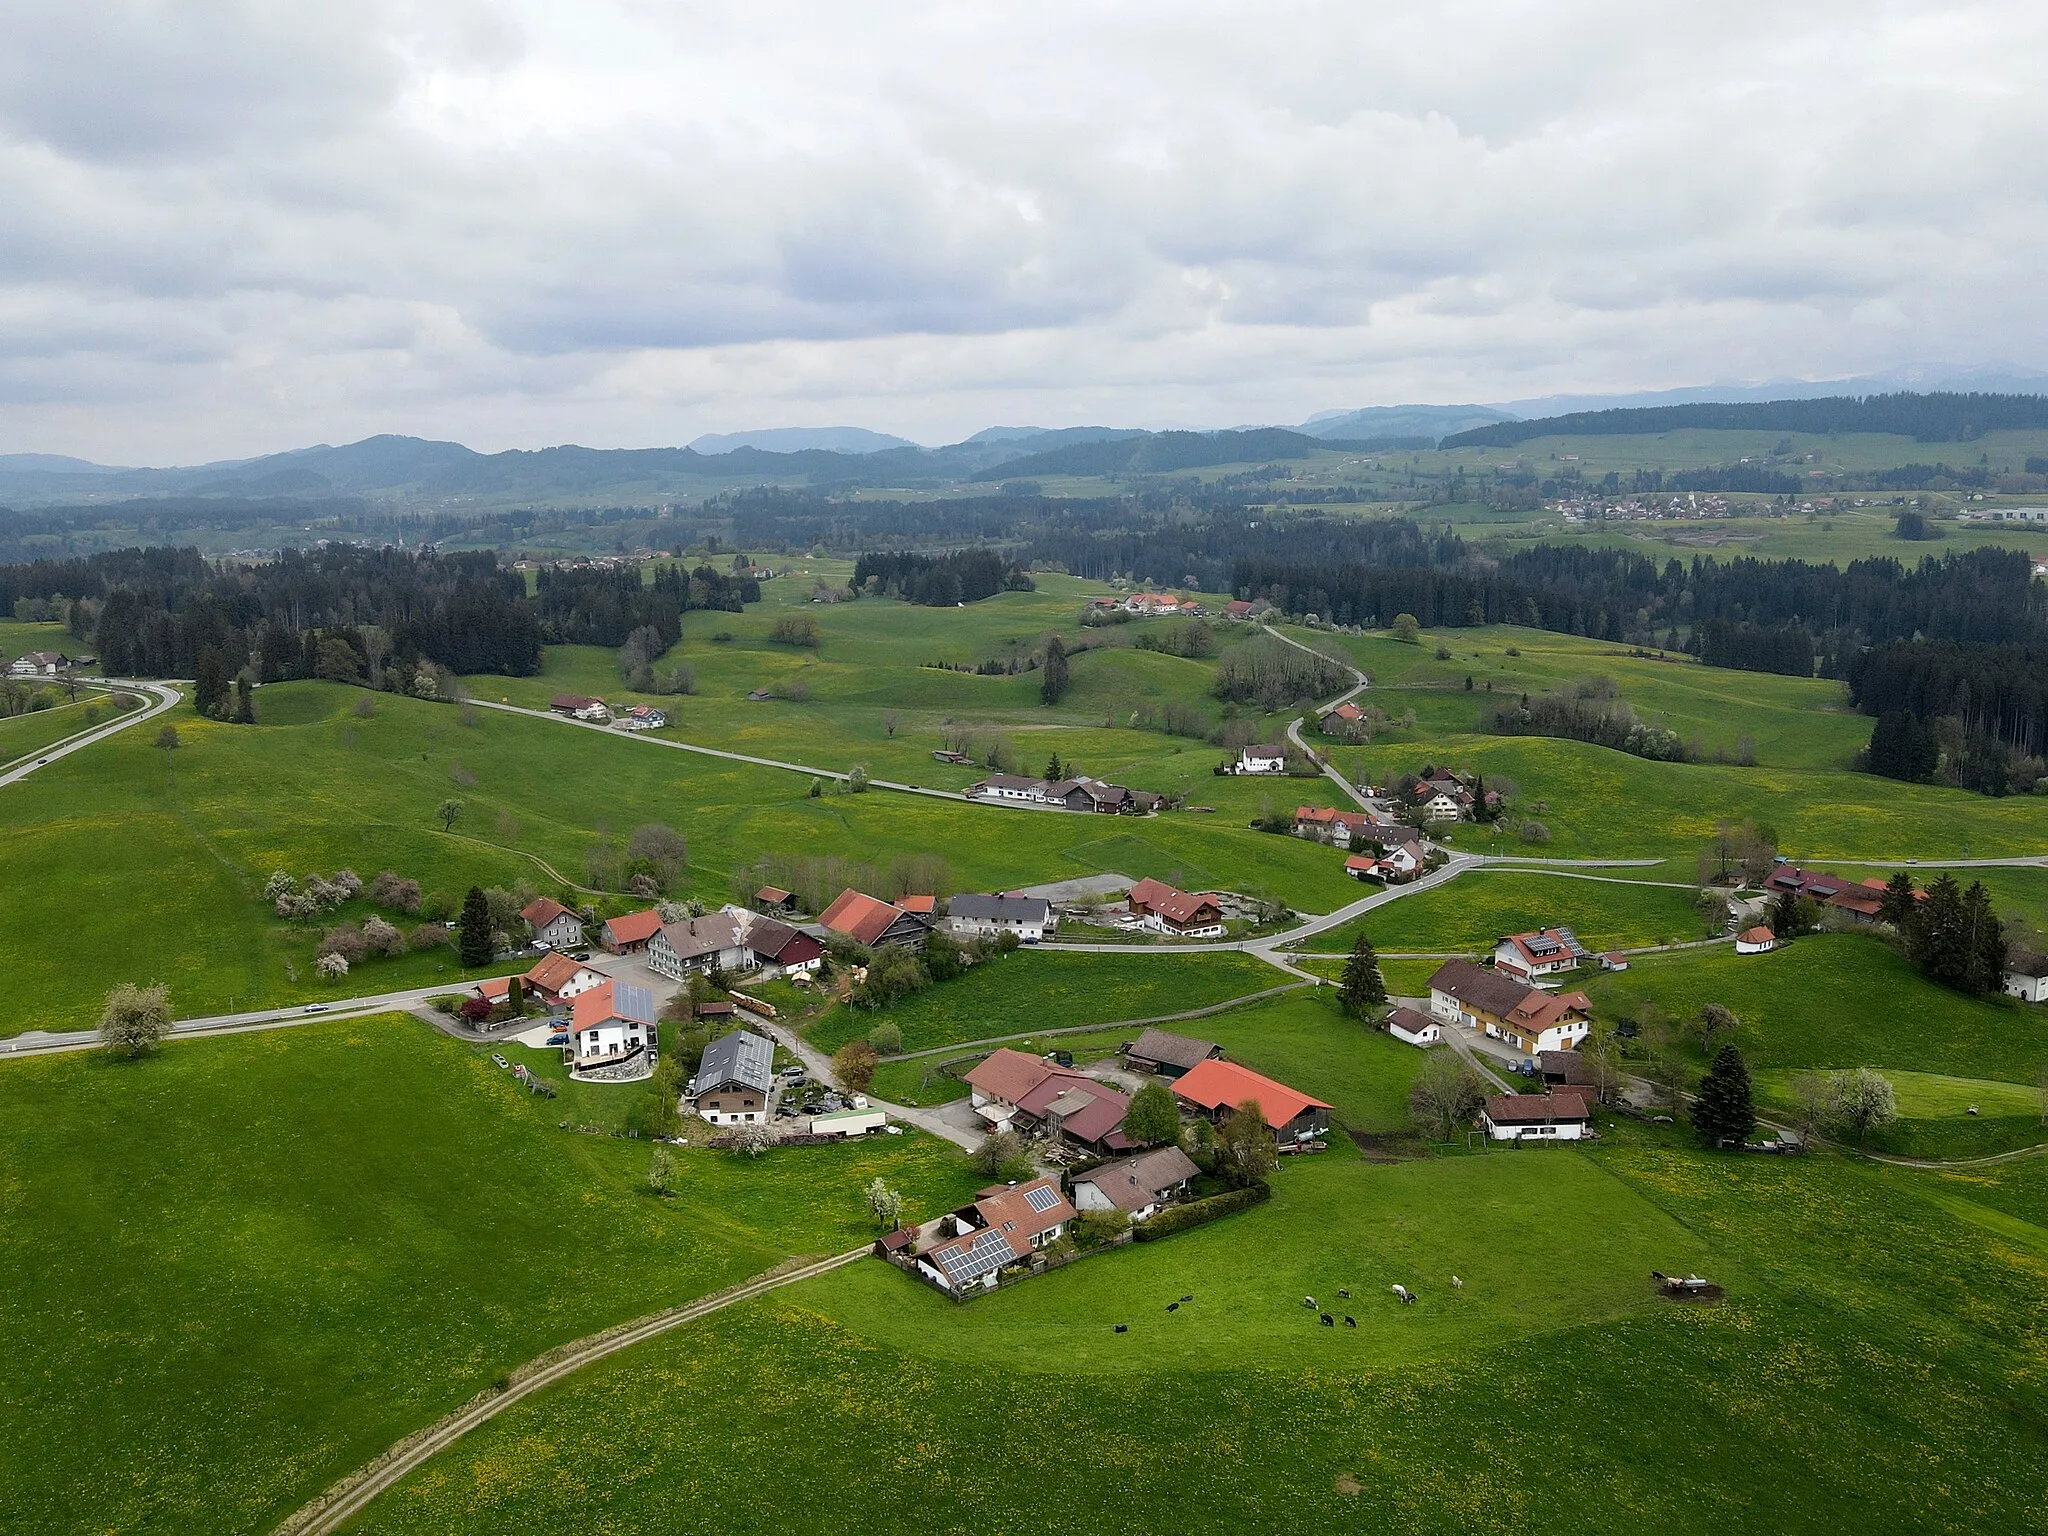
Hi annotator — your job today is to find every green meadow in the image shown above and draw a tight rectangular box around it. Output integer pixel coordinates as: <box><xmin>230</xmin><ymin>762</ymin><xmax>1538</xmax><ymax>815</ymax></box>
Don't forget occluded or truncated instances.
<box><xmin>350</xmin><ymin>1139</ymin><xmax>2048</xmax><ymax>1536</ymax></box>
<box><xmin>0</xmin><ymin>1014</ymin><xmax>979</xmax><ymax>1536</ymax></box>
<box><xmin>1294</xmin><ymin>868</ymin><xmax>1708</xmax><ymax>954</ymax></box>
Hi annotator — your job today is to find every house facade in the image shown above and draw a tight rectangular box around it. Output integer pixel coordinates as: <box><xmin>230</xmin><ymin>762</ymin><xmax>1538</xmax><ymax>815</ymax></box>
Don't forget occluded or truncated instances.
<box><xmin>1170</xmin><ymin>1057</ymin><xmax>1331</xmax><ymax>1146</ymax></box>
<box><xmin>1492</xmin><ymin>928</ymin><xmax>1590</xmax><ymax>981</ymax></box>
<box><xmin>549</xmin><ymin>693</ymin><xmax>611</xmax><ymax>722</ymax></box>
<box><xmin>524</xmin><ymin>952</ymin><xmax>607</xmax><ymax>1005</ymax></box>
<box><xmin>947</xmin><ymin>893</ymin><xmax>1053</xmax><ymax>943</ymax></box>
<box><xmin>7</xmin><ymin>651</ymin><xmax>68</xmax><ymax>677</ymax></box>
<box><xmin>599</xmin><ymin>908</ymin><xmax>663</xmax><ymax>954</ymax></box>
<box><xmin>1386</xmin><ymin>1007</ymin><xmax>1442</xmax><ymax>1046</ymax></box>
<box><xmin>1127</xmin><ymin>877</ymin><xmax>1225</xmax><ymax>938</ymax></box>
<box><xmin>1480</xmin><ymin>1091</ymin><xmax>1591</xmax><ymax>1142</ymax></box>
<box><xmin>1122</xmin><ymin>1027</ymin><xmax>1223</xmax><ymax>1078</ymax></box>
<box><xmin>1426</xmin><ymin>960</ymin><xmax>1593</xmax><ymax>1054</ymax></box>
<box><xmin>2005</xmin><ymin>953</ymin><xmax>2048</xmax><ymax>1003</ymax></box>
<box><xmin>1236</xmin><ymin>744</ymin><xmax>1287</xmax><ymax>775</ymax></box>
<box><xmin>740</xmin><ymin>914</ymin><xmax>826</xmax><ymax>978</ymax></box>
<box><xmin>1070</xmin><ymin>1146</ymin><xmax>1201</xmax><ymax>1221</ymax></box>
<box><xmin>691</xmin><ymin>1027</ymin><xmax>775</xmax><ymax>1124</ymax></box>
<box><xmin>567</xmin><ymin>981</ymin><xmax>658</xmax><ymax>1076</ymax></box>
<box><xmin>646</xmin><ymin>913</ymin><xmax>752</xmax><ymax>981</ymax></box>
<box><xmin>521</xmin><ymin>897</ymin><xmax>586</xmax><ymax>952</ymax></box>
<box><xmin>1735</xmin><ymin>926</ymin><xmax>1777</xmax><ymax>955</ymax></box>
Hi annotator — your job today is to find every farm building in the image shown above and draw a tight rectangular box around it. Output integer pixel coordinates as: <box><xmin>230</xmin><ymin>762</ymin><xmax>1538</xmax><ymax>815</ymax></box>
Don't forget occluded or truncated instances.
<box><xmin>2005</xmin><ymin>953</ymin><xmax>2048</xmax><ymax>1003</ymax></box>
<box><xmin>1236</xmin><ymin>744</ymin><xmax>1287</xmax><ymax>775</ymax></box>
<box><xmin>598</xmin><ymin>908</ymin><xmax>663</xmax><ymax>954</ymax></box>
<box><xmin>819</xmin><ymin>888</ymin><xmax>933</xmax><ymax>949</ymax></box>
<box><xmin>1479</xmin><ymin>1092</ymin><xmax>1591</xmax><ymax>1142</ymax></box>
<box><xmin>520</xmin><ymin>897</ymin><xmax>586</xmax><ymax>952</ymax></box>
<box><xmin>646</xmin><ymin>913</ymin><xmax>751</xmax><ymax>981</ymax></box>
<box><xmin>1426</xmin><ymin>960</ymin><xmax>1592</xmax><ymax>1054</ymax></box>
<box><xmin>1127</xmin><ymin>878</ymin><xmax>1225</xmax><ymax>938</ymax></box>
<box><xmin>947</xmin><ymin>893</ymin><xmax>1053</xmax><ymax>943</ymax></box>
<box><xmin>1122</xmin><ymin>1027</ymin><xmax>1223</xmax><ymax>1078</ymax></box>
<box><xmin>1492</xmin><ymin>928</ymin><xmax>1591</xmax><ymax>981</ymax></box>
<box><xmin>1170</xmin><ymin>1058</ymin><xmax>1331</xmax><ymax>1146</ymax></box>
<box><xmin>1386</xmin><ymin>1007</ymin><xmax>1442</xmax><ymax>1047</ymax></box>
<box><xmin>915</xmin><ymin>1178</ymin><xmax>1076</xmax><ymax>1294</ymax></box>
<box><xmin>1736</xmin><ymin>926</ymin><xmax>1777</xmax><ymax>955</ymax></box>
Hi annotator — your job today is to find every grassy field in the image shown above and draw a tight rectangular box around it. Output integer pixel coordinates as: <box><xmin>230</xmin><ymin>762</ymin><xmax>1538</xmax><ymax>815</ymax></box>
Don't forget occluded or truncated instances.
<box><xmin>1587</xmin><ymin>933</ymin><xmax>2048</xmax><ymax>1087</ymax></box>
<box><xmin>1294</xmin><ymin>868</ymin><xmax>1709</xmax><ymax>954</ymax></box>
<box><xmin>0</xmin><ymin>680</ymin><xmax>1365</xmax><ymax>1036</ymax></box>
<box><xmin>807</xmin><ymin>948</ymin><xmax>1280</xmax><ymax>1054</ymax></box>
<box><xmin>1753</xmin><ymin>1067</ymin><xmax>2047</xmax><ymax>1159</ymax></box>
<box><xmin>350</xmin><ymin>1137</ymin><xmax>2048</xmax><ymax>1535</ymax></box>
<box><xmin>0</xmin><ymin>1014</ymin><xmax>981</xmax><ymax>1536</ymax></box>
<box><xmin>0</xmin><ymin>692</ymin><xmax>108</xmax><ymax>764</ymax></box>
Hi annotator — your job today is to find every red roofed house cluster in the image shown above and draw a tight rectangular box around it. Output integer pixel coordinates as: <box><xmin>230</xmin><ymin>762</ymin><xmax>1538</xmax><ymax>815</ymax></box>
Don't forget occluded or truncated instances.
<box><xmin>964</xmin><ymin>1048</ymin><xmax>1137</xmax><ymax>1156</ymax></box>
<box><xmin>1427</xmin><ymin>959</ymin><xmax>1593</xmax><ymax>1056</ymax></box>
<box><xmin>1170</xmin><ymin>1057</ymin><xmax>1332</xmax><ymax>1147</ymax></box>
<box><xmin>818</xmin><ymin>888</ymin><xmax>934</xmax><ymax>949</ymax></box>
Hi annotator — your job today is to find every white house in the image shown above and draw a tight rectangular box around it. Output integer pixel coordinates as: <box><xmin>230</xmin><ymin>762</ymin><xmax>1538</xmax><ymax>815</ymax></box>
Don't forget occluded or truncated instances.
<box><xmin>567</xmin><ymin>982</ymin><xmax>657</xmax><ymax>1075</ymax></box>
<box><xmin>946</xmin><ymin>893</ymin><xmax>1053</xmax><ymax>943</ymax></box>
<box><xmin>1237</xmin><ymin>744</ymin><xmax>1287</xmax><ymax>775</ymax></box>
<box><xmin>521</xmin><ymin>897</ymin><xmax>586</xmax><ymax>952</ymax></box>
<box><xmin>916</xmin><ymin>1178</ymin><xmax>1076</xmax><ymax>1293</ymax></box>
<box><xmin>1493</xmin><ymin>928</ymin><xmax>1590</xmax><ymax>981</ymax></box>
<box><xmin>646</xmin><ymin>913</ymin><xmax>752</xmax><ymax>981</ymax></box>
<box><xmin>7</xmin><ymin>651</ymin><xmax>67</xmax><ymax>677</ymax></box>
<box><xmin>1735</xmin><ymin>926</ymin><xmax>1777</xmax><ymax>955</ymax></box>
<box><xmin>1419</xmin><ymin>789</ymin><xmax>1466</xmax><ymax>822</ymax></box>
<box><xmin>1385</xmin><ymin>1007</ymin><xmax>1442</xmax><ymax>1047</ymax></box>
<box><xmin>2005</xmin><ymin>954</ymin><xmax>2048</xmax><ymax>1003</ymax></box>
<box><xmin>1070</xmin><ymin>1146</ymin><xmax>1200</xmax><ymax>1221</ymax></box>
<box><xmin>1480</xmin><ymin>1092</ymin><xmax>1591</xmax><ymax>1142</ymax></box>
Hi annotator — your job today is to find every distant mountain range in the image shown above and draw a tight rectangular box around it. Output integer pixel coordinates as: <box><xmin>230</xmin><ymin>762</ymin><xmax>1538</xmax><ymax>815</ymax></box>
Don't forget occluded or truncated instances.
<box><xmin>4</xmin><ymin>370</ymin><xmax>2043</xmax><ymax>508</ymax></box>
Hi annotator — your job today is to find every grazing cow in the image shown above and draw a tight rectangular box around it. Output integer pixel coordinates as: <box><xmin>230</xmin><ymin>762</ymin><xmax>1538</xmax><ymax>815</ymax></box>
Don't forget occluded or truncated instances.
<box><xmin>1390</xmin><ymin>1284</ymin><xmax>1410</xmax><ymax>1302</ymax></box>
<box><xmin>1166</xmin><ymin>1302</ymin><xmax>1179</xmax><ymax>1312</ymax></box>
<box><xmin>1338</xmin><ymin>1288</ymin><xmax>1350</xmax><ymax>1299</ymax></box>
<box><xmin>1303</xmin><ymin>1295</ymin><xmax>1318</xmax><ymax>1310</ymax></box>
<box><xmin>1319</xmin><ymin>1313</ymin><xmax>1334</xmax><ymax>1327</ymax></box>
<box><xmin>1181</xmin><ymin>1294</ymin><xmax>1193</xmax><ymax>1302</ymax></box>
<box><xmin>1451</xmin><ymin>1275</ymin><xmax>1464</xmax><ymax>1290</ymax></box>
<box><xmin>1114</xmin><ymin>1324</ymin><xmax>1128</xmax><ymax>1334</ymax></box>
<box><xmin>1344</xmin><ymin>1316</ymin><xmax>1356</xmax><ymax>1327</ymax></box>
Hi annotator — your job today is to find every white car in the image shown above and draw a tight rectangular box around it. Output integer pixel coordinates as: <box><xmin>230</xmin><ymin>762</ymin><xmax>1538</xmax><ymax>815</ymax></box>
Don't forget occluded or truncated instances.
<box><xmin>302</xmin><ymin>1003</ymin><xmax>329</xmax><ymax>1014</ymax></box>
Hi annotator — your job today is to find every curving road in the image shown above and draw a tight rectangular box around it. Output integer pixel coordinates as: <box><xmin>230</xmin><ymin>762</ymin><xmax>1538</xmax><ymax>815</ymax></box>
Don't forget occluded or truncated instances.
<box><xmin>0</xmin><ymin>677</ymin><xmax>181</xmax><ymax>787</ymax></box>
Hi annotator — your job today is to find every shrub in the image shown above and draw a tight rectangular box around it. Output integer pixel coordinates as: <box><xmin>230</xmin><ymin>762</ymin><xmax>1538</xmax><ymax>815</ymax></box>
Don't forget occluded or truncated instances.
<box><xmin>410</xmin><ymin>923</ymin><xmax>453</xmax><ymax>952</ymax></box>
<box><xmin>1131</xmin><ymin>1183</ymin><xmax>1270</xmax><ymax>1241</ymax></box>
<box><xmin>1071</xmin><ymin>1209</ymin><xmax>1130</xmax><ymax>1250</ymax></box>
<box><xmin>770</xmin><ymin>613</ymin><xmax>821</xmax><ymax>647</ymax></box>
<box><xmin>867</xmin><ymin>1021</ymin><xmax>903</xmax><ymax>1055</ymax></box>
<box><xmin>314</xmin><ymin>952</ymin><xmax>350</xmax><ymax>979</ymax></box>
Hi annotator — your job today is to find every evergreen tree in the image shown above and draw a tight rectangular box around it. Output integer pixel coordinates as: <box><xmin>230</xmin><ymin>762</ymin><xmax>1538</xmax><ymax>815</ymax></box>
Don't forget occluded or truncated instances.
<box><xmin>233</xmin><ymin>675</ymin><xmax>255</xmax><ymax>724</ymax></box>
<box><xmin>1962</xmin><ymin>880</ymin><xmax>2008</xmax><ymax>995</ymax></box>
<box><xmin>507</xmin><ymin>974</ymin><xmax>524</xmax><ymax>1012</ymax></box>
<box><xmin>458</xmin><ymin>886</ymin><xmax>494</xmax><ymax>967</ymax></box>
<box><xmin>1693</xmin><ymin>1044</ymin><xmax>1757</xmax><ymax>1148</ymax></box>
<box><xmin>192</xmin><ymin>646</ymin><xmax>230</xmax><ymax>719</ymax></box>
<box><xmin>1339</xmin><ymin>934</ymin><xmax>1387</xmax><ymax>1016</ymax></box>
<box><xmin>1039</xmin><ymin>634</ymin><xmax>1070</xmax><ymax>705</ymax></box>
<box><xmin>1877</xmin><ymin>870</ymin><xmax>1918</xmax><ymax>928</ymax></box>
<box><xmin>1910</xmin><ymin>875</ymin><xmax>1970</xmax><ymax>990</ymax></box>
<box><xmin>1046</xmin><ymin>752</ymin><xmax>1063</xmax><ymax>781</ymax></box>
<box><xmin>1865</xmin><ymin>710</ymin><xmax>1939</xmax><ymax>783</ymax></box>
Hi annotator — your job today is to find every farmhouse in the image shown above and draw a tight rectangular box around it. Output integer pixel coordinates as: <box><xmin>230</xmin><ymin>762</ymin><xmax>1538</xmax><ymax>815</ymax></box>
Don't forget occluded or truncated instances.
<box><xmin>567</xmin><ymin>981</ymin><xmax>658</xmax><ymax>1075</ymax></box>
<box><xmin>1426</xmin><ymin>960</ymin><xmax>1593</xmax><ymax>1054</ymax></box>
<box><xmin>1765</xmin><ymin>866</ymin><xmax>1857</xmax><ymax>902</ymax></box>
<box><xmin>1127</xmin><ymin>878</ymin><xmax>1226</xmax><ymax>938</ymax></box>
<box><xmin>1345</xmin><ymin>840</ymin><xmax>1422</xmax><ymax>882</ymax></box>
<box><xmin>1492</xmin><ymin>927</ymin><xmax>1591</xmax><ymax>981</ymax></box>
<box><xmin>1386</xmin><ymin>1007</ymin><xmax>1442</xmax><ymax>1046</ymax></box>
<box><xmin>739</xmin><ymin>914</ymin><xmax>826</xmax><ymax>978</ymax></box>
<box><xmin>1070</xmin><ymin>1146</ymin><xmax>1201</xmax><ymax>1220</ymax></box>
<box><xmin>1413</xmin><ymin>767</ymin><xmax>1478</xmax><ymax>821</ymax></box>
<box><xmin>691</xmin><ymin>1028</ymin><xmax>776</xmax><ymax>1125</ymax></box>
<box><xmin>1294</xmin><ymin>806</ymin><xmax>1374</xmax><ymax>845</ymax></box>
<box><xmin>621</xmin><ymin>705</ymin><xmax>667</xmax><ymax>731</ymax></box>
<box><xmin>599</xmin><ymin>908</ymin><xmax>664</xmax><ymax>954</ymax></box>
<box><xmin>753</xmin><ymin>885</ymin><xmax>798</xmax><ymax>913</ymax></box>
<box><xmin>1170</xmin><ymin>1057</ymin><xmax>1331</xmax><ymax>1146</ymax></box>
<box><xmin>647</xmin><ymin>913</ymin><xmax>751</xmax><ymax>981</ymax></box>
<box><xmin>1319</xmin><ymin>701</ymin><xmax>1365</xmax><ymax>734</ymax></box>
<box><xmin>523</xmin><ymin>952</ymin><xmax>608</xmax><ymax>1005</ymax></box>
<box><xmin>1479</xmin><ymin>1091</ymin><xmax>1591</xmax><ymax>1142</ymax></box>
<box><xmin>962</xmin><ymin>1048</ymin><xmax>1137</xmax><ymax>1153</ymax></box>
<box><xmin>947</xmin><ymin>893</ymin><xmax>1053</xmax><ymax>943</ymax></box>
<box><xmin>1236</xmin><ymin>744</ymin><xmax>1287</xmax><ymax>775</ymax></box>
<box><xmin>7</xmin><ymin>651</ymin><xmax>68</xmax><ymax>677</ymax></box>
<box><xmin>1122</xmin><ymin>1027</ymin><xmax>1224</xmax><ymax>1078</ymax></box>
<box><xmin>521</xmin><ymin>897</ymin><xmax>585</xmax><ymax>952</ymax></box>
<box><xmin>1539</xmin><ymin>1050</ymin><xmax>1601</xmax><ymax>1091</ymax></box>
<box><xmin>915</xmin><ymin>1178</ymin><xmax>1076</xmax><ymax>1294</ymax></box>
<box><xmin>1736</xmin><ymin>926</ymin><xmax>1777</xmax><ymax>955</ymax></box>
<box><xmin>819</xmin><ymin>888</ymin><xmax>933</xmax><ymax>949</ymax></box>
<box><xmin>2005</xmin><ymin>953</ymin><xmax>2048</xmax><ymax>1004</ymax></box>
<box><xmin>549</xmin><ymin>693</ymin><xmax>611</xmax><ymax>722</ymax></box>
<box><xmin>966</xmin><ymin>772</ymin><xmax>1151</xmax><ymax>814</ymax></box>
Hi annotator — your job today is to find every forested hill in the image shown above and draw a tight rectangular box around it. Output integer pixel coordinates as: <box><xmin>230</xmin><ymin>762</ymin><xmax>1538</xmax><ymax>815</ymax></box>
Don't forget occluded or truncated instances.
<box><xmin>1439</xmin><ymin>391</ymin><xmax>2048</xmax><ymax>449</ymax></box>
<box><xmin>968</xmin><ymin>427</ymin><xmax>1415</xmax><ymax>481</ymax></box>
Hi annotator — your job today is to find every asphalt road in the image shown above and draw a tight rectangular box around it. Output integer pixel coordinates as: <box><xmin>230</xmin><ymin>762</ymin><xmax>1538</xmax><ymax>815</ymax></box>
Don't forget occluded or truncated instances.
<box><xmin>0</xmin><ymin>677</ymin><xmax>181</xmax><ymax>787</ymax></box>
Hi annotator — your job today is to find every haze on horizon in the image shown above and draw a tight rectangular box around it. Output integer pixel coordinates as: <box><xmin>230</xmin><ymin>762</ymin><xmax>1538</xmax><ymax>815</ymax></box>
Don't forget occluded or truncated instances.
<box><xmin>2</xmin><ymin>0</ymin><xmax>2044</xmax><ymax>464</ymax></box>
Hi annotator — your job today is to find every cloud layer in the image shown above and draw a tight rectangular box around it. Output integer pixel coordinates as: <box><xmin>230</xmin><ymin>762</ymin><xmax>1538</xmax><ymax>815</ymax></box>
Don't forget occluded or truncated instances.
<box><xmin>1</xmin><ymin>0</ymin><xmax>2043</xmax><ymax>460</ymax></box>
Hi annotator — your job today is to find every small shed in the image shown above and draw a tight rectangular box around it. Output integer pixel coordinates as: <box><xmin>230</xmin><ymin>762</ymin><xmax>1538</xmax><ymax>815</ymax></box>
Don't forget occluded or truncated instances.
<box><xmin>1736</xmin><ymin>926</ymin><xmax>1777</xmax><ymax>955</ymax></box>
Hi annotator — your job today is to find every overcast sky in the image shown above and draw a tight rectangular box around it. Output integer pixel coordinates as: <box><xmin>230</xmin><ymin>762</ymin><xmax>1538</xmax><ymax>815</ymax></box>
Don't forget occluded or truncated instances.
<box><xmin>2</xmin><ymin>0</ymin><xmax>2043</xmax><ymax>461</ymax></box>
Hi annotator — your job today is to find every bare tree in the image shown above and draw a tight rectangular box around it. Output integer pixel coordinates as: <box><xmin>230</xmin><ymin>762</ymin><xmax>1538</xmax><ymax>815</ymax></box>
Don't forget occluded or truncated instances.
<box><xmin>1693</xmin><ymin>1003</ymin><xmax>1739</xmax><ymax>1055</ymax></box>
<box><xmin>436</xmin><ymin>798</ymin><xmax>463</xmax><ymax>833</ymax></box>
<box><xmin>1408</xmin><ymin>1049</ymin><xmax>1487</xmax><ymax>1140</ymax></box>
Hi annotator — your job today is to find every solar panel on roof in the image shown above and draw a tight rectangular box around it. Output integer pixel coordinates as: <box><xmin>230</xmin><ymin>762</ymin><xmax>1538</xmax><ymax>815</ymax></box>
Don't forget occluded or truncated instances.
<box><xmin>936</xmin><ymin>1228</ymin><xmax>1013</xmax><ymax>1286</ymax></box>
<box><xmin>1024</xmin><ymin>1184</ymin><xmax>1059</xmax><ymax>1213</ymax></box>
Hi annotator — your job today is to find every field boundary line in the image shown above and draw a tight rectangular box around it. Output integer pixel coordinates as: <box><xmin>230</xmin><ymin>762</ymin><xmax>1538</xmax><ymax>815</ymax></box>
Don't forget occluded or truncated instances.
<box><xmin>276</xmin><ymin>1247</ymin><xmax>869</xmax><ymax>1535</ymax></box>
<box><xmin>887</xmin><ymin>980</ymin><xmax>1312</xmax><ymax>1063</ymax></box>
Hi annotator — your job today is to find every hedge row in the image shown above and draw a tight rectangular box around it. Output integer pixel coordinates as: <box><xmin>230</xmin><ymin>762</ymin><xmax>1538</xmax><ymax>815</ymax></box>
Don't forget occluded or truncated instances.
<box><xmin>1131</xmin><ymin>1182</ymin><xmax>1270</xmax><ymax>1241</ymax></box>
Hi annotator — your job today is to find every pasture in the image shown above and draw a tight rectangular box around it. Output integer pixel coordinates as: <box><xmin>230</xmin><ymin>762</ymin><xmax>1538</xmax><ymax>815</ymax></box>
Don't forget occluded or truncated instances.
<box><xmin>1293</xmin><ymin>868</ymin><xmax>1709</xmax><ymax>955</ymax></box>
<box><xmin>0</xmin><ymin>1013</ymin><xmax>979</xmax><ymax>1536</ymax></box>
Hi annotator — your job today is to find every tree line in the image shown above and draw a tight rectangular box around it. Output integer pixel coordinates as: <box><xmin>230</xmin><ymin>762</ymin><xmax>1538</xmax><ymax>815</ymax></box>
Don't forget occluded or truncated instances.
<box><xmin>851</xmin><ymin>548</ymin><xmax>1034</xmax><ymax>604</ymax></box>
<box><xmin>1440</xmin><ymin>391</ymin><xmax>2048</xmax><ymax>449</ymax></box>
<box><xmin>1850</xmin><ymin>640</ymin><xmax>2048</xmax><ymax>794</ymax></box>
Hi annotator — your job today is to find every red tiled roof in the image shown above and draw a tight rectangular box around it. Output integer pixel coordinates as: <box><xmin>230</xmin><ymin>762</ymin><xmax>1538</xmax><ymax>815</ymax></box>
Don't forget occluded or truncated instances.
<box><xmin>525</xmin><ymin>952</ymin><xmax>589</xmax><ymax>995</ymax></box>
<box><xmin>1129</xmin><ymin>878</ymin><xmax>1220</xmax><ymax>925</ymax></box>
<box><xmin>1172</xmin><ymin>1057</ymin><xmax>1330</xmax><ymax>1127</ymax></box>
<box><xmin>475</xmin><ymin>976</ymin><xmax>512</xmax><ymax>1003</ymax></box>
<box><xmin>522</xmin><ymin>897</ymin><xmax>571</xmax><ymax>928</ymax></box>
<box><xmin>1739</xmin><ymin>926</ymin><xmax>1775</xmax><ymax>945</ymax></box>
<box><xmin>964</xmin><ymin>1047</ymin><xmax>1055</xmax><ymax>1106</ymax></box>
<box><xmin>1507</xmin><ymin>990</ymin><xmax>1592</xmax><ymax>1033</ymax></box>
<box><xmin>819</xmin><ymin>888</ymin><xmax>905</xmax><ymax>946</ymax></box>
<box><xmin>1017</xmin><ymin>1071</ymin><xmax>1130</xmax><ymax>1146</ymax></box>
<box><xmin>1345</xmin><ymin>854</ymin><xmax>1376</xmax><ymax>873</ymax></box>
<box><xmin>570</xmin><ymin>981</ymin><xmax>616</xmax><ymax>1033</ymax></box>
<box><xmin>603</xmin><ymin>909</ymin><xmax>663</xmax><ymax>946</ymax></box>
<box><xmin>898</xmin><ymin>894</ymin><xmax>936</xmax><ymax>915</ymax></box>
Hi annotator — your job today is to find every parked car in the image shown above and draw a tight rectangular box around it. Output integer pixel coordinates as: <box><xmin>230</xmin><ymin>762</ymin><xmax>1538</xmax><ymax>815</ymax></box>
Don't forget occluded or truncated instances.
<box><xmin>546</xmin><ymin>1031</ymin><xmax>568</xmax><ymax>1047</ymax></box>
<box><xmin>491</xmin><ymin>1053</ymin><xmax>509</xmax><ymax>1069</ymax></box>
